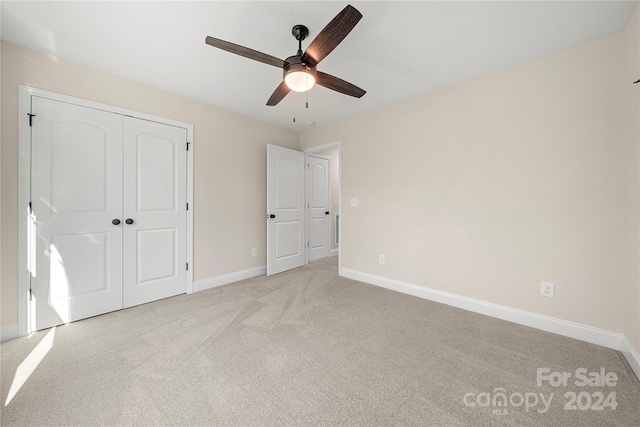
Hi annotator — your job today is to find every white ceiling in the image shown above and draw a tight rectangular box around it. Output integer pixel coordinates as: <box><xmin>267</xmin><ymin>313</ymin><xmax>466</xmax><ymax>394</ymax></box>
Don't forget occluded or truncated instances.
<box><xmin>1</xmin><ymin>1</ymin><xmax>637</xmax><ymax>131</ymax></box>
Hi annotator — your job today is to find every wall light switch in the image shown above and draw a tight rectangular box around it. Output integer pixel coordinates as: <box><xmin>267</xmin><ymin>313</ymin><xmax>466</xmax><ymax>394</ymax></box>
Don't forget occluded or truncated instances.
<box><xmin>251</xmin><ymin>248</ymin><xmax>258</xmax><ymax>257</ymax></box>
<box><xmin>350</xmin><ymin>197</ymin><xmax>359</xmax><ymax>207</ymax></box>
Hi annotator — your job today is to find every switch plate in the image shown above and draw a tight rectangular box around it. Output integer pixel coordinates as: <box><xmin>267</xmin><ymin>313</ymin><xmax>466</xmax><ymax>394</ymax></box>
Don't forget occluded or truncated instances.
<box><xmin>350</xmin><ymin>197</ymin><xmax>359</xmax><ymax>207</ymax></box>
<box><xmin>379</xmin><ymin>254</ymin><xmax>385</xmax><ymax>265</ymax></box>
<box><xmin>251</xmin><ymin>248</ymin><xmax>258</xmax><ymax>257</ymax></box>
<box><xmin>541</xmin><ymin>281</ymin><xmax>555</xmax><ymax>298</ymax></box>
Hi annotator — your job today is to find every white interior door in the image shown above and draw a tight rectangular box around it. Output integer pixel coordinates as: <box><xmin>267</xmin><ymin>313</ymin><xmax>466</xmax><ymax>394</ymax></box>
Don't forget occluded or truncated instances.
<box><xmin>307</xmin><ymin>155</ymin><xmax>330</xmax><ymax>261</ymax></box>
<box><xmin>31</xmin><ymin>97</ymin><xmax>124</xmax><ymax>330</ymax></box>
<box><xmin>123</xmin><ymin>117</ymin><xmax>187</xmax><ymax>307</ymax></box>
<box><xmin>267</xmin><ymin>144</ymin><xmax>305</xmax><ymax>276</ymax></box>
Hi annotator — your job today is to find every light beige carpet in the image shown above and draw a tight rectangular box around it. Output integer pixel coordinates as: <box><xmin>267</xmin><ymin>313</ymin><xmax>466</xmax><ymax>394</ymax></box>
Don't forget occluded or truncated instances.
<box><xmin>1</xmin><ymin>257</ymin><xmax>639</xmax><ymax>426</ymax></box>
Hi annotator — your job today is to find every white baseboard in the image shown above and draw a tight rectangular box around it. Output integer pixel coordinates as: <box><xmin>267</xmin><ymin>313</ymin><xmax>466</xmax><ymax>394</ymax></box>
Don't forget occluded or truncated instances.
<box><xmin>1</xmin><ymin>323</ymin><xmax>19</xmax><ymax>343</ymax></box>
<box><xmin>340</xmin><ymin>268</ymin><xmax>622</xmax><ymax>351</ymax></box>
<box><xmin>329</xmin><ymin>248</ymin><xmax>339</xmax><ymax>257</ymax></box>
<box><xmin>193</xmin><ymin>265</ymin><xmax>266</xmax><ymax>293</ymax></box>
<box><xmin>620</xmin><ymin>335</ymin><xmax>640</xmax><ymax>380</ymax></box>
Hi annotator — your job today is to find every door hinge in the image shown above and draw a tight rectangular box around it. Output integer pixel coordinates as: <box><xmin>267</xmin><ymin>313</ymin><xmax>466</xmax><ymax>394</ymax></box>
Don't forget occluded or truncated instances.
<box><xmin>307</xmin><ymin>242</ymin><xmax>309</xmax><ymax>247</ymax></box>
<box><xmin>28</xmin><ymin>201</ymin><xmax>33</xmax><ymax>211</ymax></box>
<box><xmin>28</xmin><ymin>288</ymin><xmax>33</xmax><ymax>301</ymax></box>
<box><xmin>186</xmin><ymin>263</ymin><xmax>189</xmax><ymax>271</ymax></box>
<box><xmin>186</xmin><ymin>202</ymin><xmax>189</xmax><ymax>211</ymax></box>
<box><xmin>28</xmin><ymin>113</ymin><xmax>36</xmax><ymax>127</ymax></box>
<box><xmin>186</xmin><ymin>142</ymin><xmax>190</xmax><ymax>151</ymax></box>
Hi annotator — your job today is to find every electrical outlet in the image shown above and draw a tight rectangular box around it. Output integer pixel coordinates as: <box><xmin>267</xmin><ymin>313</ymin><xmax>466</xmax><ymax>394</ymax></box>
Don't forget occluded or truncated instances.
<box><xmin>541</xmin><ymin>281</ymin><xmax>555</xmax><ymax>298</ymax></box>
<box><xmin>350</xmin><ymin>197</ymin><xmax>359</xmax><ymax>207</ymax></box>
<box><xmin>251</xmin><ymin>248</ymin><xmax>258</xmax><ymax>257</ymax></box>
<box><xmin>379</xmin><ymin>254</ymin><xmax>386</xmax><ymax>265</ymax></box>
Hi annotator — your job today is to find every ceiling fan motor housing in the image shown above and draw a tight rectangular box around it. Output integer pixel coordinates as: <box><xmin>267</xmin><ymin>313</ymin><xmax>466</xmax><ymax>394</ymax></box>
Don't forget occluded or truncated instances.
<box><xmin>284</xmin><ymin>56</ymin><xmax>316</xmax><ymax>77</ymax></box>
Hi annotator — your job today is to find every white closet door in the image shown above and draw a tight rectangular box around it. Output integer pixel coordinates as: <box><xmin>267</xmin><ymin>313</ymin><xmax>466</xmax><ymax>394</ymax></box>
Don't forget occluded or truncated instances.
<box><xmin>122</xmin><ymin>117</ymin><xmax>187</xmax><ymax>307</ymax></box>
<box><xmin>31</xmin><ymin>97</ymin><xmax>124</xmax><ymax>331</ymax></box>
<box><xmin>307</xmin><ymin>155</ymin><xmax>330</xmax><ymax>261</ymax></box>
<box><xmin>267</xmin><ymin>144</ymin><xmax>306</xmax><ymax>276</ymax></box>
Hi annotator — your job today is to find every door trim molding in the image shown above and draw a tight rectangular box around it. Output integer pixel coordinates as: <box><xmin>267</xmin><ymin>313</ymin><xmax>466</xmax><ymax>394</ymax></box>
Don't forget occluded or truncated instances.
<box><xmin>17</xmin><ymin>85</ymin><xmax>195</xmax><ymax>337</ymax></box>
<box><xmin>302</xmin><ymin>142</ymin><xmax>341</xmax><ymax>271</ymax></box>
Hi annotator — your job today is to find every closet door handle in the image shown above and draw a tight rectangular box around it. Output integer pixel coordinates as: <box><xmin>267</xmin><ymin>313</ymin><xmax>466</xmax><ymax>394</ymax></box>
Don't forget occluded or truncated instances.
<box><xmin>112</xmin><ymin>219</ymin><xmax>121</xmax><ymax>225</ymax></box>
<box><xmin>125</xmin><ymin>218</ymin><xmax>134</xmax><ymax>225</ymax></box>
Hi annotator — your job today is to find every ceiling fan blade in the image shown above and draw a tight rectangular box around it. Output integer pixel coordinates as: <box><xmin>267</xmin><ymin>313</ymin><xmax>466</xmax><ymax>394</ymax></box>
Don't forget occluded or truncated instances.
<box><xmin>266</xmin><ymin>81</ymin><xmax>291</xmax><ymax>106</ymax></box>
<box><xmin>302</xmin><ymin>5</ymin><xmax>362</xmax><ymax>66</ymax></box>
<box><xmin>316</xmin><ymin>71</ymin><xmax>366</xmax><ymax>98</ymax></box>
<box><xmin>205</xmin><ymin>36</ymin><xmax>285</xmax><ymax>68</ymax></box>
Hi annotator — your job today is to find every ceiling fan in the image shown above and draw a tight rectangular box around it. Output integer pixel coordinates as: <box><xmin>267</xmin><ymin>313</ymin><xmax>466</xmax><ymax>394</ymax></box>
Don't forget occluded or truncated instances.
<box><xmin>205</xmin><ymin>4</ymin><xmax>366</xmax><ymax>106</ymax></box>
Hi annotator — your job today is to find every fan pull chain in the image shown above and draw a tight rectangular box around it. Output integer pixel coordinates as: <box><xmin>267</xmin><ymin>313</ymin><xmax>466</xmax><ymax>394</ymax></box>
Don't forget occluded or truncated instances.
<box><xmin>292</xmin><ymin>93</ymin><xmax>296</xmax><ymax>123</ymax></box>
<box><xmin>305</xmin><ymin>74</ymin><xmax>310</xmax><ymax>109</ymax></box>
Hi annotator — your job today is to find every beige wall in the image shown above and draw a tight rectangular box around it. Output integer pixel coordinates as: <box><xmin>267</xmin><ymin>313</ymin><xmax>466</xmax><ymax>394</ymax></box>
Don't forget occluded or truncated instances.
<box><xmin>315</xmin><ymin>147</ymin><xmax>340</xmax><ymax>251</ymax></box>
<box><xmin>0</xmin><ymin>41</ymin><xmax>299</xmax><ymax>326</ymax></box>
<box><xmin>301</xmin><ymin>34</ymin><xmax>626</xmax><ymax>334</ymax></box>
<box><xmin>622</xmin><ymin>5</ymin><xmax>640</xmax><ymax>353</ymax></box>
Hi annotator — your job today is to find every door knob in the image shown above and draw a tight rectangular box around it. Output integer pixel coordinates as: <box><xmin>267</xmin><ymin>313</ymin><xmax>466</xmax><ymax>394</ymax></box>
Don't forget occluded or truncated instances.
<box><xmin>269</xmin><ymin>214</ymin><xmax>276</xmax><ymax>219</ymax></box>
<box><xmin>112</xmin><ymin>219</ymin><xmax>121</xmax><ymax>225</ymax></box>
<box><xmin>325</xmin><ymin>211</ymin><xmax>330</xmax><ymax>215</ymax></box>
<box><xmin>125</xmin><ymin>218</ymin><xmax>134</xmax><ymax>225</ymax></box>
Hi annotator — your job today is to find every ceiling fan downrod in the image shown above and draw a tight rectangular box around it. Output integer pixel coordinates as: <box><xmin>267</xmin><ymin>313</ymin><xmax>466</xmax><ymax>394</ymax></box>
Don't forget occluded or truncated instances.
<box><xmin>292</xmin><ymin>24</ymin><xmax>309</xmax><ymax>56</ymax></box>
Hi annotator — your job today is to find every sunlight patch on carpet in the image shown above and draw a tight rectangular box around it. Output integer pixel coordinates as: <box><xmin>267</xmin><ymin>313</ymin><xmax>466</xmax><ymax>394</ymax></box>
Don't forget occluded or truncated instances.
<box><xmin>5</xmin><ymin>327</ymin><xmax>56</xmax><ymax>406</ymax></box>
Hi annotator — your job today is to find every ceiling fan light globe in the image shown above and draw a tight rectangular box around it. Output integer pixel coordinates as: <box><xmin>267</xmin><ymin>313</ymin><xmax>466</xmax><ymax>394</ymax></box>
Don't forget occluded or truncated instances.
<box><xmin>284</xmin><ymin>71</ymin><xmax>315</xmax><ymax>92</ymax></box>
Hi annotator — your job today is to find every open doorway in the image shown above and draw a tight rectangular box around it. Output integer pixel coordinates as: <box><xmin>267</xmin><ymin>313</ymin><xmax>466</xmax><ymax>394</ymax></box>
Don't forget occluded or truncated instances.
<box><xmin>266</xmin><ymin>142</ymin><xmax>341</xmax><ymax>276</ymax></box>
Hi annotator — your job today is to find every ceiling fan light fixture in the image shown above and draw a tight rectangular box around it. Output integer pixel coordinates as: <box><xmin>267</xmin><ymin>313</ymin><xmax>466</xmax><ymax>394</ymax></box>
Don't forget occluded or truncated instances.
<box><xmin>283</xmin><ymin>58</ymin><xmax>316</xmax><ymax>92</ymax></box>
<box><xmin>284</xmin><ymin>70</ymin><xmax>315</xmax><ymax>92</ymax></box>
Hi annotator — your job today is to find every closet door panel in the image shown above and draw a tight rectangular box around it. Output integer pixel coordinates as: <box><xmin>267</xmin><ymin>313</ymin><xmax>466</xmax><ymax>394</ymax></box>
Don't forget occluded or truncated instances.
<box><xmin>122</xmin><ymin>117</ymin><xmax>187</xmax><ymax>307</ymax></box>
<box><xmin>30</xmin><ymin>97</ymin><xmax>124</xmax><ymax>330</ymax></box>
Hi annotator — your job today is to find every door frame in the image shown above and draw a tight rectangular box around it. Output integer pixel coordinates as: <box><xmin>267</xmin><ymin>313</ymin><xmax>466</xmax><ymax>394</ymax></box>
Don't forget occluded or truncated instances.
<box><xmin>17</xmin><ymin>85</ymin><xmax>195</xmax><ymax>337</ymax></box>
<box><xmin>305</xmin><ymin>153</ymin><xmax>331</xmax><ymax>264</ymax></box>
<box><xmin>302</xmin><ymin>141</ymin><xmax>341</xmax><ymax>271</ymax></box>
